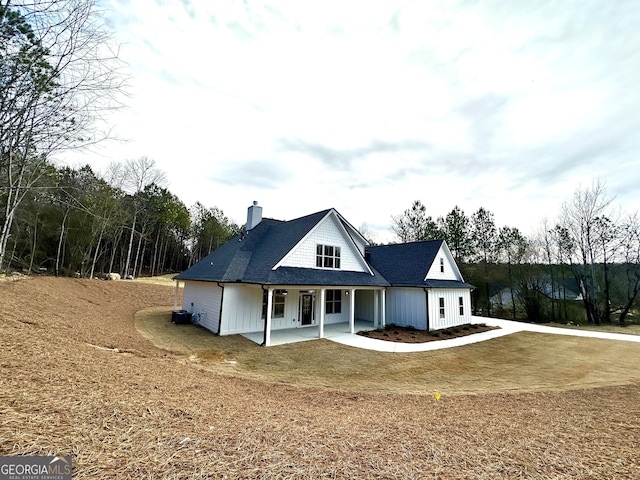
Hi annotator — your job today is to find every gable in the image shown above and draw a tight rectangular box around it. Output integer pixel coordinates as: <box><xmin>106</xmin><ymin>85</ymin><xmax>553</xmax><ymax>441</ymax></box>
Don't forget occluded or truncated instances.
<box><xmin>424</xmin><ymin>243</ymin><xmax>463</xmax><ymax>281</ymax></box>
<box><xmin>367</xmin><ymin>240</ymin><xmax>473</xmax><ymax>289</ymax></box>
<box><xmin>275</xmin><ymin>210</ymin><xmax>370</xmax><ymax>273</ymax></box>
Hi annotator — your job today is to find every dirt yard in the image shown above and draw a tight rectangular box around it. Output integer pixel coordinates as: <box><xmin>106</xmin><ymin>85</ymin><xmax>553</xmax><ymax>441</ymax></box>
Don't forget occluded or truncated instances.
<box><xmin>2</xmin><ymin>277</ymin><xmax>640</xmax><ymax>479</ymax></box>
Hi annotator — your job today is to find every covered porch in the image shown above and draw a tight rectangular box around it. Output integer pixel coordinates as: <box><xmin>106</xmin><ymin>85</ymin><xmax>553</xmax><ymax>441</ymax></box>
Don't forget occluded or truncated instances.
<box><xmin>259</xmin><ymin>286</ymin><xmax>386</xmax><ymax>346</ymax></box>
<box><xmin>242</xmin><ymin>319</ymin><xmax>376</xmax><ymax>346</ymax></box>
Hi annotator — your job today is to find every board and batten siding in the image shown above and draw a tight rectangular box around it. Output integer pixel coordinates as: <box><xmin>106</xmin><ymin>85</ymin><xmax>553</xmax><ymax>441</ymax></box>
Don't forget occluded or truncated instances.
<box><xmin>278</xmin><ymin>214</ymin><xmax>367</xmax><ymax>272</ymax></box>
<box><xmin>428</xmin><ymin>288</ymin><xmax>471</xmax><ymax>330</ymax></box>
<box><xmin>320</xmin><ymin>288</ymin><xmax>350</xmax><ymax>325</ymax></box>
<box><xmin>219</xmin><ymin>284</ymin><xmax>263</xmax><ymax>335</ymax></box>
<box><xmin>385</xmin><ymin>288</ymin><xmax>428</xmax><ymax>329</ymax></box>
<box><xmin>219</xmin><ymin>285</ymin><xmax>306</xmax><ymax>335</ymax></box>
<box><xmin>182</xmin><ymin>281</ymin><xmax>222</xmax><ymax>333</ymax></box>
<box><xmin>354</xmin><ymin>290</ymin><xmax>374</xmax><ymax>321</ymax></box>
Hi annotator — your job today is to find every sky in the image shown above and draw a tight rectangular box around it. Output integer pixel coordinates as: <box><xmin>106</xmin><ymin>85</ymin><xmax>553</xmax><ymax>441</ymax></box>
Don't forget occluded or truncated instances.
<box><xmin>61</xmin><ymin>0</ymin><xmax>640</xmax><ymax>243</ymax></box>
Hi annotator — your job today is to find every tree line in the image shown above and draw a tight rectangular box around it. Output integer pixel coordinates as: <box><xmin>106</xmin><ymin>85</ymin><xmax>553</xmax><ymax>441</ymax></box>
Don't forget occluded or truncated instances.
<box><xmin>1</xmin><ymin>1</ymin><xmax>239</xmax><ymax>278</ymax></box>
<box><xmin>1</xmin><ymin>156</ymin><xmax>239</xmax><ymax>278</ymax></box>
<box><xmin>3</xmin><ymin>2</ymin><xmax>639</xmax><ymax>324</ymax></box>
<box><xmin>390</xmin><ymin>181</ymin><xmax>640</xmax><ymax>325</ymax></box>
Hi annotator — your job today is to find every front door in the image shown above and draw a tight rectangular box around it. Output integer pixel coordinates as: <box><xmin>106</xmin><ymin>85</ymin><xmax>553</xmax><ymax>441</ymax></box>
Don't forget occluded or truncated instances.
<box><xmin>300</xmin><ymin>294</ymin><xmax>314</xmax><ymax>326</ymax></box>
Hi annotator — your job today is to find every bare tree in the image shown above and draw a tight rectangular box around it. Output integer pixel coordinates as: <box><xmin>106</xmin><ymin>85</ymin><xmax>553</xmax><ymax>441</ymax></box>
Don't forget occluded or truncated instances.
<box><xmin>617</xmin><ymin>213</ymin><xmax>640</xmax><ymax>325</ymax></box>
<box><xmin>0</xmin><ymin>0</ymin><xmax>125</xmax><ymax>270</ymax></box>
<box><xmin>560</xmin><ymin>180</ymin><xmax>615</xmax><ymax>324</ymax></box>
<box><xmin>120</xmin><ymin>157</ymin><xmax>166</xmax><ymax>278</ymax></box>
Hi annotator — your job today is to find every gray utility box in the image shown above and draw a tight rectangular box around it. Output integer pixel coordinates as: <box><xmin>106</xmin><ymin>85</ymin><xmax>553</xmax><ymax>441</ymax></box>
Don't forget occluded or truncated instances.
<box><xmin>171</xmin><ymin>309</ymin><xmax>192</xmax><ymax>324</ymax></box>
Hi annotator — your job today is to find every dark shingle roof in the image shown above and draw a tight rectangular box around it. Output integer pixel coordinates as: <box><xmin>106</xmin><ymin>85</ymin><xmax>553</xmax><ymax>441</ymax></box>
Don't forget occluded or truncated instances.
<box><xmin>174</xmin><ymin>210</ymin><xmax>389</xmax><ymax>287</ymax></box>
<box><xmin>366</xmin><ymin>241</ymin><xmax>474</xmax><ymax>289</ymax></box>
<box><xmin>175</xmin><ymin>211</ymin><xmax>472</xmax><ymax>290</ymax></box>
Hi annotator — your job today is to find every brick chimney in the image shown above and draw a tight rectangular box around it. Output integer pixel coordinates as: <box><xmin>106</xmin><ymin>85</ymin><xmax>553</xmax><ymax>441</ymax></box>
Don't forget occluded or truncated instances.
<box><xmin>246</xmin><ymin>201</ymin><xmax>262</xmax><ymax>230</ymax></box>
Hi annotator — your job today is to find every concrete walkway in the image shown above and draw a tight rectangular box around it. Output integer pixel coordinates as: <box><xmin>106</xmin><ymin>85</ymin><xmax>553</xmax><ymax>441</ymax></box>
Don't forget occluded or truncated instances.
<box><xmin>242</xmin><ymin>317</ymin><xmax>640</xmax><ymax>351</ymax></box>
<box><xmin>328</xmin><ymin>317</ymin><xmax>640</xmax><ymax>352</ymax></box>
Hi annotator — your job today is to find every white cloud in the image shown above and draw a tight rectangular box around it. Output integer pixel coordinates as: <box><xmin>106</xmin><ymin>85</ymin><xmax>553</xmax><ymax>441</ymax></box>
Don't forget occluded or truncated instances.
<box><xmin>62</xmin><ymin>0</ymin><xmax>640</xmax><ymax>242</ymax></box>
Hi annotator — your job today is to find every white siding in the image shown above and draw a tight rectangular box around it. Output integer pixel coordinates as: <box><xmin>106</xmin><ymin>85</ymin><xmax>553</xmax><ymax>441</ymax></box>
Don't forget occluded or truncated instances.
<box><xmin>351</xmin><ymin>235</ymin><xmax>367</xmax><ymax>256</ymax></box>
<box><xmin>220</xmin><ymin>284</ymin><xmax>263</xmax><ymax>335</ymax></box>
<box><xmin>182</xmin><ymin>281</ymin><xmax>222</xmax><ymax>333</ymax></box>
<box><xmin>385</xmin><ymin>288</ymin><xmax>427</xmax><ymax>329</ymax></box>
<box><xmin>276</xmin><ymin>290</ymin><xmax>301</xmax><ymax>330</ymax></box>
<box><xmin>278</xmin><ymin>213</ymin><xmax>367</xmax><ymax>272</ymax></box>
<box><xmin>425</xmin><ymin>245</ymin><xmax>461</xmax><ymax>281</ymax></box>
<box><xmin>355</xmin><ymin>290</ymin><xmax>375</xmax><ymax>321</ymax></box>
<box><xmin>322</xmin><ymin>288</ymin><xmax>349</xmax><ymax>325</ymax></box>
<box><xmin>428</xmin><ymin>288</ymin><xmax>472</xmax><ymax>330</ymax></box>
<box><xmin>219</xmin><ymin>285</ymin><xmax>306</xmax><ymax>335</ymax></box>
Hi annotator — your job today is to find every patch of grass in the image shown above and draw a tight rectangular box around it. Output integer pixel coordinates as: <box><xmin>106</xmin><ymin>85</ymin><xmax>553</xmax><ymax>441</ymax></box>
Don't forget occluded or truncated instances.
<box><xmin>137</xmin><ymin>307</ymin><xmax>640</xmax><ymax>396</ymax></box>
<box><xmin>548</xmin><ymin>322</ymin><xmax>640</xmax><ymax>336</ymax></box>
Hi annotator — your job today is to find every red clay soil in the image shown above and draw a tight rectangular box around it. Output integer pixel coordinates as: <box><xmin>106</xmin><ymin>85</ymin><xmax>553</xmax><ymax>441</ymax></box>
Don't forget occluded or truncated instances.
<box><xmin>1</xmin><ymin>277</ymin><xmax>640</xmax><ymax>479</ymax></box>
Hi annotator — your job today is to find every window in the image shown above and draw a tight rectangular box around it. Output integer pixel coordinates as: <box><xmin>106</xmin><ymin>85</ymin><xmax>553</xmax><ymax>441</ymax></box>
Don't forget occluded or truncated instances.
<box><xmin>439</xmin><ymin>297</ymin><xmax>445</xmax><ymax>319</ymax></box>
<box><xmin>440</xmin><ymin>258</ymin><xmax>444</xmax><ymax>273</ymax></box>
<box><xmin>459</xmin><ymin>296</ymin><xmax>464</xmax><ymax>315</ymax></box>
<box><xmin>325</xmin><ymin>289</ymin><xmax>342</xmax><ymax>314</ymax></box>
<box><xmin>316</xmin><ymin>244</ymin><xmax>341</xmax><ymax>269</ymax></box>
<box><xmin>262</xmin><ymin>290</ymin><xmax>286</xmax><ymax>319</ymax></box>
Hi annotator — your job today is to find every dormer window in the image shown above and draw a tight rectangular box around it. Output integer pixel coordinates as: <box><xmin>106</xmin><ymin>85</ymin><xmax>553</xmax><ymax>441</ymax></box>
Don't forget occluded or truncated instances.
<box><xmin>440</xmin><ymin>258</ymin><xmax>444</xmax><ymax>273</ymax></box>
<box><xmin>316</xmin><ymin>244</ymin><xmax>341</xmax><ymax>269</ymax></box>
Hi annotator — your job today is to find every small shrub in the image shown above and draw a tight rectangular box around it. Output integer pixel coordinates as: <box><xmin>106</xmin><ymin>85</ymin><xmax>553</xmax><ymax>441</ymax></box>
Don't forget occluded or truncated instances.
<box><xmin>384</xmin><ymin>323</ymin><xmax>397</xmax><ymax>331</ymax></box>
<box><xmin>430</xmin><ymin>331</ymin><xmax>440</xmax><ymax>337</ymax></box>
<box><xmin>442</xmin><ymin>329</ymin><xmax>453</xmax><ymax>336</ymax></box>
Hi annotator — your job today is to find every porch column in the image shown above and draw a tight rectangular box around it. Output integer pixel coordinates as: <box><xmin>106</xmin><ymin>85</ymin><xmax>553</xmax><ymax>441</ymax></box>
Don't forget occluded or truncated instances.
<box><xmin>381</xmin><ymin>288</ymin><xmax>386</xmax><ymax>328</ymax></box>
<box><xmin>173</xmin><ymin>281</ymin><xmax>180</xmax><ymax>310</ymax></box>
<box><xmin>349</xmin><ymin>288</ymin><xmax>356</xmax><ymax>334</ymax></box>
<box><xmin>373</xmin><ymin>290</ymin><xmax>379</xmax><ymax>328</ymax></box>
<box><xmin>263</xmin><ymin>288</ymin><xmax>273</xmax><ymax>347</ymax></box>
<box><xmin>318</xmin><ymin>288</ymin><xmax>325</xmax><ymax>339</ymax></box>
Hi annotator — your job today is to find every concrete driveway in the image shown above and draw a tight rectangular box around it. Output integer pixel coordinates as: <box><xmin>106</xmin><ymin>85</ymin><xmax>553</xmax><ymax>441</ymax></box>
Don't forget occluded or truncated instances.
<box><xmin>327</xmin><ymin>316</ymin><xmax>640</xmax><ymax>352</ymax></box>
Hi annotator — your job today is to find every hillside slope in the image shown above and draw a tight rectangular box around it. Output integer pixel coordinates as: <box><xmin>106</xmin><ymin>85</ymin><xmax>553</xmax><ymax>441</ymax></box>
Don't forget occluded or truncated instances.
<box><xmin>1</xmin><ymin>277</ymin><xmax>639</xmax><ymax>479</ymax></box>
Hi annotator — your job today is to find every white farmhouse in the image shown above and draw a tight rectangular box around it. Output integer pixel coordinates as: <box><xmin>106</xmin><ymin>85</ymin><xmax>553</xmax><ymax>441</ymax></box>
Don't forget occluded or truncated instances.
<box><xmin>174</xmin><ymin>202</ymin><xmax>474</xmax><ymax>346</ymax></box>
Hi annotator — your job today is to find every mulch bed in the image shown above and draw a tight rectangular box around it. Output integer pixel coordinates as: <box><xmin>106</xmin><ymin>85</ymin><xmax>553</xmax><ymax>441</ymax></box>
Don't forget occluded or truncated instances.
<box><xmin>358</xmin><ymin>323</ymin><xmax>499</xmax><ymax>343</ymax></box>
